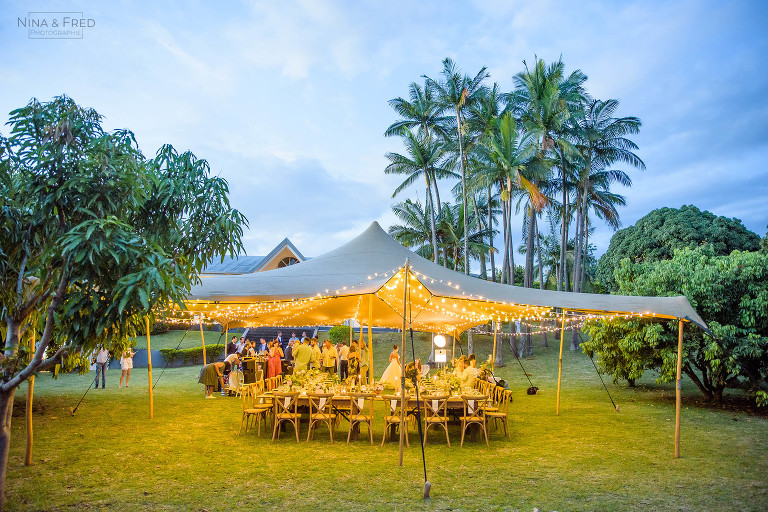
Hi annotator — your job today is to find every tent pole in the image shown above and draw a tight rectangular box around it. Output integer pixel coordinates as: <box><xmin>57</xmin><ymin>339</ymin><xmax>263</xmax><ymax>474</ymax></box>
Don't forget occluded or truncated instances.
<box><xmin>556</xmin><ymin>309</ymin><xmax>566</xmax><ymax>416</ymax></box>
<box><xmin>199</xmin><ymin>317</ymin><xmax>207</xmax><ymax>366</ymax></box>
<box><xmin>25</xmin><ymin>325</ymin><xmax>36</xmax><ymax>466</ymax></box>
<box><xmin>675</xmin><ymin>318</ymin><xmax>684</xmax><ymax>458</ymax></box>
<box><xmin>368</xmin><ymin>295</ymin><xmax>374</xmax><ymax>384</ymax></box>
<box><xmin>147</xmin><ymin>316</ymin><xmax>154</xmax><ymax>419</ymax></box>
<box><xmin>399</xmin><ymin>260</ymin><xmax>409</xmax><ymax>467</ymax></box>
<box><xmin>452</xmin><ymin>329</ymin><xmax>457</xmax><ymax>362</ymax></box>
<box><xmin>492</xmin><ymin>320</ymin><xmax>498</xmax><ymax>373</ymax></box>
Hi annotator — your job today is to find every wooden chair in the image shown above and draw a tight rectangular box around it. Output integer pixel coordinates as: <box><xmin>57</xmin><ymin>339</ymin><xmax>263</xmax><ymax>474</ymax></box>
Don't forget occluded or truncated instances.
<box><xmin>422</xmin><ymin>394</ymin><xmax>450</xmax><ymax>446</ymax></box>
<box><xmin>381</xmin><ymin>394</ymin><xmax>409</xmax><ymax>447</ymax></box>
<box><xmin>272</xmin><ymin>391</ymin><xmax>301</xmax><ymax>443</ymax></box>
<box><xmin>482</xmin><ymin>385</ymin><xmax>502</xmax><ymax>414</ymax></box>
<box><xmin>460</xmin><ymin>394</ymin><xmax>489</xmax><ymax>447</ymax></box>
<box><xmin>347</xmin><ymin>392</ymin><xmax>374</xmax><ymax>444</ymax></box>
<box><xmin>252</xmin><ymin>380</ymin><xmax>273</xmax><ymax>425</ymax></box>
<box><xmin>239</xmin><ymin>384</ymin><xmax>270</xmax><ymax>436</ymax></box>
<box><xmin>306</xmin><ymin>392</ymin><xmax>337</xmax><ymax>443</ymax></box>
<box><xmin>484</xmin><ymin>390</ymin><xmax>513</xmax><ymax>440</ymax></box>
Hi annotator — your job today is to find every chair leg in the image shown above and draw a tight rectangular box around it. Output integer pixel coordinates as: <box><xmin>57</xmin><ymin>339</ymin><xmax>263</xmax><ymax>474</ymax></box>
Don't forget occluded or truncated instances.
<box><xmin>483</xmin><ymin>422</ymin><xmax>489</xmax><ymax>447</ymax></box>
<box><xmin>239</xmin><ymin>413</ymin><xmax>245</xmax><ymax>435</ymax></box>
<box><xmin>381</xmin><ymin>423</ymin><xmax>388</xmax><ymax>446</ymax></box>
<box><xmin>404</xmin><ymin>423</ymin><xmax>409</xmax><ymax>448</ymax></box>
<box><xmin>368</xmin><ymin>421</ymin><xmax>373</xmax><ymax>445</ymax></box>
<box><xmin>295</xmin><ymin>419</ymin><xmax>300</xmax><ymax>444</ymax></box>
<box><xmin>329</xmin><ymin>420</ymin><xmax>334</xmax><ymax>444</ymax></box>
<box><xmin>347</xmin><ymin>422</ymin><xmax>353</xmax><ymax>444</ymax></box>
<box><xmin>307</xmin><ymin>420</ymin><xmax>314</xmax><ymax>442</ymax></box>
<box><xmin>272</xmin><ymin>419</ymin><xmax>279</xmax><ymax>441</ymax></box>
<box><xmin>444</xmin><ymin>424</ymin><xmax>451</xmax><ymax>447</ymax></box>
<box><xmin>460</xmin><ymin>422</ymin><xmax>466</xmax><ymax>447</ymax></box>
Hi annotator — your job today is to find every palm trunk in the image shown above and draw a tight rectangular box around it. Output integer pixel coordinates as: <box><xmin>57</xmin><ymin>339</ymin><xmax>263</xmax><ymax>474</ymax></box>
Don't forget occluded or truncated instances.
<box><xmin>536</xmin><ymin>224</ymin><xmax>548</xmax><ymax>347</ymax></box>
<box><xmin>524</xmin><ymin>208</ymin><xmax>536</xmax><ymax>355</ymax></box>
<box><xmin>501</xmin><ymin>195</ymin><xmax>509</xmax><ymax>284</ymax></box>
<box><xmin>456</xmin><ymin>109</ymin><xmax>469</xmax><ymax>275</ymax></box>
<box><xmin>471</xmin><ymin>194</ymin><xmax>485</xmax><ymax>278</ymax></box>
<box><xmin>488</xmin><ymin>184</ymin><xmax>496</xmax><ymax>282</ymax></box>
<box><xmin>580</xmin><ymin>210</ymin><xmax>589</xmax><ymax>292</ymax></box>
<box><xmin>508</xmin><ymin>197</ymin><xmax>516</xmax><ymax>285</ymax></box>
<box><xmin>425</xmin><ymin>174</ymin><xmax>439</xmax><ymax>264</ymax></box>
<box><xmin>558</xmin><ymin>148</ymin><xmax>568</xmax><ymax>292</ymax></box>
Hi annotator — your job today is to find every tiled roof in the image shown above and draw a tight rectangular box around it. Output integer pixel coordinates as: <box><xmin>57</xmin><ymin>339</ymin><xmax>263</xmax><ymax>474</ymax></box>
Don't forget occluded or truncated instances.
<box><xmin>203</xmin><ymin>255</ymin><xmax>266</xmax><ymax>274</ymax></box>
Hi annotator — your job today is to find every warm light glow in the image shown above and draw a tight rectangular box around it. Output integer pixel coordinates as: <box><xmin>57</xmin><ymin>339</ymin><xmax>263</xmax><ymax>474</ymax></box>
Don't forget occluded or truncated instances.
<box><xmin>434</xmin><ymin>334</ymin><xmax>447</xmax><ymax>348</ymax></box>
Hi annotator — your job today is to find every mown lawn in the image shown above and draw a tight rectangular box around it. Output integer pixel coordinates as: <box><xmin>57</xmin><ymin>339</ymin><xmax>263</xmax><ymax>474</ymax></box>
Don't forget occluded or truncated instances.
<box><xmin>6</xmin><ymin>333</ymin><xmax>768</xmax><ymax>511</ymax></box>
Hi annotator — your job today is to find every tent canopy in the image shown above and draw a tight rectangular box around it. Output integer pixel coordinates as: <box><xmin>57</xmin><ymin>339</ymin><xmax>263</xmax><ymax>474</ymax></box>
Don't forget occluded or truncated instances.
<box><xmin>182</xmin><ymin>222</ymin><xmax>707</xmax><ymax>332</ymax></box>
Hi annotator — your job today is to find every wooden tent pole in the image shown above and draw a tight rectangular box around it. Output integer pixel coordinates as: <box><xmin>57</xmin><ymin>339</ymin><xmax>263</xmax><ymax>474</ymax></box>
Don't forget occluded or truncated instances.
<box><xmin>199</xmin><ymin>317</ymin><xmax>207</xmax><ymax>366</ymax></box>
<box><xmin>368</xmin><ymin>296</ymin><xmax>373</xmax><ymax>384</ymax></box>
<box><xmin>675</xmin><ymin>318</ymin><xmax>684</xmax><ymax>458</ymax></box>
<box><xmin>492</xmin><ymin>320</ymin><xmax>498</xmax><ymax>373</ymax></box>
<box><xmin>556</xmin><ymin>309</ymin><xmax>566</xmax><ymax>416</ymax></box>
<box><xmin>452</xmin><ymin>328</ymin><xmax>457</xmax><ymax>361</ymax></box>
<box><xmin>25</xmin><ymin>325</ymin><xmax>36</xmax><ymax>466</ymax></box>
<box><xmin>147</xmin><ymin>317</ymin><xmax>154</xmax><ymax>419</ymax></box>
<box><xmin>399</xmin><ymin>260</ymin><xmax>409</xmax><ymax>467</ymax></box>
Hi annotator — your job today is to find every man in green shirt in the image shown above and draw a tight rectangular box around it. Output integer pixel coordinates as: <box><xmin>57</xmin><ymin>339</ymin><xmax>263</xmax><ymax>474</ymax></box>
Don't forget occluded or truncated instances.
<box><xmin>291</xmin><ymin>338</ymin><xmax>316</xmax><ymax>372</ymax></box>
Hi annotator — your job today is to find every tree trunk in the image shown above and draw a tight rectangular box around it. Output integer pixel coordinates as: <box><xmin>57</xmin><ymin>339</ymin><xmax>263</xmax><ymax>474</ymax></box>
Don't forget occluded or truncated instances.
<box><xmin>558</xmin><ymin>148</ymin><xmax>569</xmax><ymax>292</ymax></box>
<box><xmin>580</xmin><ymin>208</ymin><xmax>589</xmax><ymax>292</ymax></box>
<box><xmin>488</xmin><ymin>184</ymin><xmax>496</xmax><ymax>282</ymax></box>
<box><xmin>472</xmin><ymin>194</ymin><xmax>486</xmax><ymax>278</ymax></box>
<box><xmin>508</xmin><ymin>198</ymin><xmax>516</xmax><ymax>285</ymax></box>
<box><xmin>501</xmin><ymin>192</ymin><xmax>510</xmax><ymax>284</ymax></box>
<box><xmin>572</xmin><ymin>192</ymin><xmax>582</xmax><ymax>294</ymax></box>
<box><xmin>456</xmin><ymin>109</ymin><xmax>469</xmax><ymax>275</ymax></box>
<box><xmin>425</xmin><ymin>174</ymin><xmax>439</xmax><ymax>264</ymax></box>
<box><xmin>536</xmin><ymin>226</ymin><xmax>548</xmax><ymax>347</ymax></box>
<box><xmin>524</xmin><ymin>207</ymin><xmax>536</xmax><ymax>353</ymax></box>
<box><xmin>0</xmin><ymin>387</ymin><xmax>17</xmax><ymax>510</ymax></box>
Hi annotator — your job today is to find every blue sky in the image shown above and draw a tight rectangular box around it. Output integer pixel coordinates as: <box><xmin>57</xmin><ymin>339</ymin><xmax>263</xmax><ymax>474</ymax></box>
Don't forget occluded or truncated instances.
<box><xmin>2</xmin><ymin>0</ymin><xmax>766</xmax><ymax>262</ymax></box>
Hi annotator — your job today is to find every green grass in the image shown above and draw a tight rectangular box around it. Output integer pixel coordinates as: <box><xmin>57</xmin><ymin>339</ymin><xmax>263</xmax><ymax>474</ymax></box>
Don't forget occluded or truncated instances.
<box><xmin>6</xmin><ymin>334</ymin><xmax>768</xmax><ymax>511</ymax></box>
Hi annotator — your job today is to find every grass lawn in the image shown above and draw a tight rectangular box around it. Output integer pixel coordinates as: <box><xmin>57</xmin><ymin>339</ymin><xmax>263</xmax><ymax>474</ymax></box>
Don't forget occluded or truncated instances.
<box><xmin>6</xmin><ymin>333</ymin><xmax>768</xmax><ymax>511</ymax></box>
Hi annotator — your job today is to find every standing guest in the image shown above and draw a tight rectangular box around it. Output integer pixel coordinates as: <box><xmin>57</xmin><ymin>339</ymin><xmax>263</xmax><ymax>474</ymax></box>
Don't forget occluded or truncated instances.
<box><xmin>199</xmin><ymin>361</ymin><xmax>228</xmax><ymax>398</ymax></box>
<box><xmin>347</xmin><ymin>341</ymin><xmax>360</xmax><ymax>382</ymax></box>
<box><xmin>236</xmin><ymin>336</ymin><xmax>246</xmax><ymax>353</ymax></box>
<box><xmin>224</xmin><ymin>352</ymin><xmax>240</xmax><ymax>369</ymax></box>
<box><xmin>292</xmin><ymin>338</ymin><xmax>316</xmax><ymax>372</ymax></box>
<box><xmin>267</xmin><ymin>341</ymin><xmax>283</xmax><ymax>378</ymax></box>
<box><xmin>226</xmin><ymin>336</ymin><xmax>238</xmax><ymax>357</ymax></box>
<box><xmin>284</xmin><ymin>339</ymin><xmax>294</xmax><ymax>363</ymax></box>
<box><xmin>94</xmin><ymin>347</ymin><xmax>109</xmax><ymax>389</ymax></box>
<box><xmin>119</xmin><ymin>348</ymin><xmax>135</xmax><ymax>388</ymax></box>
<box><xmin>245</xmin><ymin>341</ymin><xmax>257</xmax><ymax>358</ymax></box>
<box><xmin>301</xmin><ymin>331</ymin><xmax>308</xmax><ymax>342</ymax></box>
<box><xmin>310</xmin><ymin>339</ymin><xmax>322</xmax><ymax>369</ymax></box>
<box><xmin>338</xmin><ymin>341</ymin><xmax>350</xmax><ymax>380</ymax></box>
<box><xmin>359</xmin><ymin>340</ymin><xmax>369</xmax><ymax>384</ymax></box>
<box><xmin>257</xmin><ymin>338</ymin><xmax>268</xmax><ymax>353</ymax></box>
<box><xmin>289</xmin><ymin>332</ymin><xmax>299</xmax><ymax>344</ymax></box>
<box><xmin>321</xmin><ymin>340</ymin><xmax>338</xmax><ymax>375</ymax></box>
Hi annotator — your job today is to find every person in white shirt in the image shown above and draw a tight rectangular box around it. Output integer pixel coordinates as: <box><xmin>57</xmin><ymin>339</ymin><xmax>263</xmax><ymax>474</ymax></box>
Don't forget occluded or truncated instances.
<box><xmin>94</xmin><ymin>348</ymin><xmax>109</xmax><ymax>389</ymax></box>
<box><xmin>462</xmin><ymin>354</ymin><xmax>479</xmax><ymax>388</ymax></box>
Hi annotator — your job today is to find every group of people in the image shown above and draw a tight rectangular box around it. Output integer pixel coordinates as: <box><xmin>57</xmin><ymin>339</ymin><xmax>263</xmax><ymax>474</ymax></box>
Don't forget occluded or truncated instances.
<box><xmin>91</xmin><ymin>347</ymin><xmax>136</xmax><ymax>389</ymax></box>
<box><xmin>378</xmin><ymin>345</ymin><xmax>479</xmax><ymax>389</ymax></box>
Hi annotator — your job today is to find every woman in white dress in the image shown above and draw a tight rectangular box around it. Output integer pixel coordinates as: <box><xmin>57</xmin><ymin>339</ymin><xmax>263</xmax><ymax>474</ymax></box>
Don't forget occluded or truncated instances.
<box><xmin>379</xmin><ymin>345</ymin><xmax>401</xmax><ymax>388</ymax></box>
<box><xmin>119</xmin><ymin>348</ymin><xmax>135</xmax><ymax>388</ymax></box>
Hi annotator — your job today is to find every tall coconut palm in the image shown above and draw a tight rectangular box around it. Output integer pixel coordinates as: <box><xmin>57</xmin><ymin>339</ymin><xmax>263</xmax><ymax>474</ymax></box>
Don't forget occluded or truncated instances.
<box><xmin>388</xmin><ymin>199</ymin><xmax>436</xmax><ymax>261</ymax></box>
<box><xmin>384</xmin><ymin>131</ymin><xmax>456</xmax><ymax>263</ymax></box>
<box><xmin>473</xmin><ymin>112</ymin><xmax>539</xmax><ymax>286</ymax></box>
<box><xmin>426</xmin><ymin>58</ymin><xmax>489</xmax><ymax>275</ymax></box>
<box><xmin>384</xmin><ymin>80</ymin><xmax>452</xmax><ymax>141</ymax></box>
<box><xmin>571</xmin><ymin>98</ymin><xmax>644</xmax><ymax>294</ymax></box>
<box><xmin>508</xmin><ymin>57</ymin><xmax>588</xmax><ymax>292</ymax></box>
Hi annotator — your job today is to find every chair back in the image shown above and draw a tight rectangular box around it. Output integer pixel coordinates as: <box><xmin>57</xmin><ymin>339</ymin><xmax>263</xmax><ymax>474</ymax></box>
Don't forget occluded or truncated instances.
<box><xmin>461</xmin><ymin>394</ymin><xmax>488</xmax><ymax>421</ymax></box>
<box><xmin>240</xmin><ymin>383</ymin><xmax>254</xmax><ymax>412</ymax></box>
<box><xmin>498</xmin><ymin>389</ymin><xmax>513</xmax><ymax>413</ymax></box>
<box><xmin>423</xmin><ymin>394</ymin><xmax>449</xmax><ymax>419</ymax></box>
<box><xmin>307</xmin><ymin>392</ymin><xmax>335</xmax><ymax>416</ymax></box>
<box><xmin>349</xmin><ymin>392</ymin><xmax>374</xmax><ymax>417</ymax></box>
<box><xmin>273</xmin><ymin>391</ymin><xmax>299</xmax><ymax>415</ymax></box>
<box><xmin>381</xmin><ymin>394</ymin><xmax>408</xmax><ymax>416</ymax></box>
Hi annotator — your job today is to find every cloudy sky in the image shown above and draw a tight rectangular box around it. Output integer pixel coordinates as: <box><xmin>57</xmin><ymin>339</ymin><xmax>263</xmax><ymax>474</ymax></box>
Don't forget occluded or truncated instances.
<box><xmin>2</xmin><ymin>0</ymin><xmax>766</xmax><ymax>261</ymax></box>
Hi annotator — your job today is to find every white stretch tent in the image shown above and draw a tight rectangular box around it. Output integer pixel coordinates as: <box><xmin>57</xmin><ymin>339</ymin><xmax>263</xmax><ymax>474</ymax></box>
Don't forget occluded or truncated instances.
<box><xmin>177</xmin><ymin>221</ymin><xmax>705</xmax><ymax>458</ymax></box>
<box><xmin>182</xmin><ymin>221</ymin><xmax>706</xmax><ymax>331</ymax></box>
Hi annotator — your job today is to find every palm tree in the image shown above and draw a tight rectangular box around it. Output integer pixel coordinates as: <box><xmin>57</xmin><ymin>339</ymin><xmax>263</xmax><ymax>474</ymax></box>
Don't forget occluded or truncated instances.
<box><xmin>388</xmin><ymin>199</ymin><xmax>436</xmax><ymax>260</ymax></box>
<box><xmin>473</xmin><ymin>112</ymin><xmax>539</xmax><ymax>286</ymax></box>
<box><xmin>508</xmin><ymin>57</ymin><xmax>588</xmax><ymax>292</ymax></box>
<box><xmin>571</xmin><ymin>98</ymin><xmax>644</xmax><ymax>294</ymax></box>
<box><xmin>384</xmin><ymin>131</ymin><xmax>456</xmax><ymax>263</ymax></box>
<box><xmin>385</xmin><ymin>80</ymin><xmax>451</xmax><ymax>141</ymax></box>
<box><xmin>426</xmin><ymin>58</ymin><xmax>489</xmax><ymax>275</ymax></box>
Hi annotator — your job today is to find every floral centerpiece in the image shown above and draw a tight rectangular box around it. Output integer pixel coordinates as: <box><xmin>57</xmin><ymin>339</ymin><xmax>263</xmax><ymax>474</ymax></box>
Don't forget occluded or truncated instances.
<box><xmin>432</xmin><ymin>368</ymin><xmax>461</xmax><ymax>394</ymax></box>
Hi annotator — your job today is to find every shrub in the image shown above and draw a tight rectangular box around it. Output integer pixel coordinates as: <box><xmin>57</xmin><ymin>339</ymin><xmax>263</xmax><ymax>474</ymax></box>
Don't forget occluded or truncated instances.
<box><xmin>328</xmin><ymin>325</ymin><xmax>352</xmax><ymax>345</ymax></box>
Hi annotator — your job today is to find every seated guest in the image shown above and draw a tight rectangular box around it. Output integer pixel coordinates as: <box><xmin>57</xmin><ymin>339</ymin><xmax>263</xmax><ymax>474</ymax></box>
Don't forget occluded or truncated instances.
<box><xmin>462</xmin><ymin>354</ymin><xmax>479</xmax><ymax>385</ymax></box>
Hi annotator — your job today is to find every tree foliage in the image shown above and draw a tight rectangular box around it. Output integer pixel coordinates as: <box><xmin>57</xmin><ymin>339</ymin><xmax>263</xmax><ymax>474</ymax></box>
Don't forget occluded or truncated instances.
<box><xmin>0</xmin><ymin>95</ymin><xmax>247</xmax><ymax>504</ymax></box>
<box><xmin>595</xmin><ymin>205</ymin><xmax>761</xmax><ymax>292</ymax></box>
<box><xmin>583</xmin><ymin>246</ymin><xmax>768</xmax><ymax>405</ymax></box>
